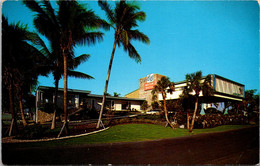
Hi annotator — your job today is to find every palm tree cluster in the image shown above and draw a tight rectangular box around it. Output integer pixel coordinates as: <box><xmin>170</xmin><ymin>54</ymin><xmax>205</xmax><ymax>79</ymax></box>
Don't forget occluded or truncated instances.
<box><xmin>3</xmin><ymin>0</ymin><xmax>149</xmax><ymax>136</ymax></box>
<box><xmin>2</xmin><ymin>16</ymin><xmax>48</xmax><ymax>135</ymax></box>
<box><xmin>152</xmin><ymin>72</ymin><xmax>213</xmax><ymax>131</ymax></box>
<box><xmin>181</xmin><ymin>71</ymin><xmax>213</xmax><ymax>132</ymax></box>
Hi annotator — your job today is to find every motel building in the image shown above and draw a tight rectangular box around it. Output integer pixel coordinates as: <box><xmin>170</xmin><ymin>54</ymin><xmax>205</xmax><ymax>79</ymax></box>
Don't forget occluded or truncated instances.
<box><xmin>126</xmin><ymin>73</ymin><xmax>245</xmax><ymax>113</ymax></box>
<box><xmin>35</xmin><ymin>73</ymin><xmax>244</xmax><ymax>123</ymax></box>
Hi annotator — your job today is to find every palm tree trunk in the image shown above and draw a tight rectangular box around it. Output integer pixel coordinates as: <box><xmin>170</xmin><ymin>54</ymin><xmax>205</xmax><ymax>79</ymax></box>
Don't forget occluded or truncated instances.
<box><xmin>163</xmin><ymin>94</ymin><xmax>174</xmax><ymax>129</ymax></box>
<box><xmin>51</xmin><ymin>79</ymin><xmax>59</xmax><ymax>130</ymax></box>
<box><xmin>189</xmin><ymin>97</ymin><xmax>199</xmax><ymax>132</ymax></box>
<box><xmin>187</xmin><ymin>111</ymin><xmax>190</xmax><ymax>129</ymax></box>
<box><xmin>63</xmin><ymin>49</ymin><xmax>69</xmax><ymax>135</ymax></box>
<box><xmin>19</xmin><ymin>93</ymin><xmax>27</xmax><ymax>126</ymax></box>
<box><xmin>97</xmin><ymin>37</ymin><xmax>118</xmax><ymax>129</ymax></box>
<box><xmin>8</xmin><ymin>84</ymin><xmax>18</xmax><ymax>136</ymax></box>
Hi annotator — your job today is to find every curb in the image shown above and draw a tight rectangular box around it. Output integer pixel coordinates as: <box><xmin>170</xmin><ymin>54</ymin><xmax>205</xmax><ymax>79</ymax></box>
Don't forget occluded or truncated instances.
<box><xmin>2</xmin><ymin>127</ymin><xmax>110</xmax><ymax>143</ymax></box>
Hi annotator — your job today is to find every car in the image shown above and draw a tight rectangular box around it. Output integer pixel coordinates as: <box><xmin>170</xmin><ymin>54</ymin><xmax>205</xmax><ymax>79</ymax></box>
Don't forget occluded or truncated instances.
<box><xmin>146</xmin><ymin>110</ymin><xmax>161</xmax><ymax>115</ymax></box>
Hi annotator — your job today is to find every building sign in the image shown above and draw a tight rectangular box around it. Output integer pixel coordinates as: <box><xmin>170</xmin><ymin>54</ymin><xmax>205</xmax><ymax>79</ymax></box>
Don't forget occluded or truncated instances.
<box><xmin>144</xmin><ymin>74</ymin><xmax>155</xmax><ymax>91</ymax></box>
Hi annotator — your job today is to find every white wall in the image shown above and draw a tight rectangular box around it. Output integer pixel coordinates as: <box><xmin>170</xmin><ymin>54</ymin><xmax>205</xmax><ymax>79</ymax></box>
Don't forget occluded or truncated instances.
<box><xmin>130</xmin><ymin>101</ymin><xmax>141</xmax><ymax>111</ymax></box>
<box><xmin>114</xmin><ymin>100</ymin><xmax>122</xmax><ymax>110</ymax></box>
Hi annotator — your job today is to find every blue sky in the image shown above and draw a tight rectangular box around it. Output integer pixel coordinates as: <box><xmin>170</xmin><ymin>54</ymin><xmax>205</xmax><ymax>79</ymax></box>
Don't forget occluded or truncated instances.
<box><xmin>2</xmin><ymin>0</ymin><xmax>259</xmax><ymax>96</ymax></box>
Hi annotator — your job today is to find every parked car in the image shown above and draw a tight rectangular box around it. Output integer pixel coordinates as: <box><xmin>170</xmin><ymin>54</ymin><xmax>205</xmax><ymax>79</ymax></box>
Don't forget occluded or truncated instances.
<box><xmin>146</xmin><ymin>110</ymin><xmax>160</xmax><ymax>115</ymax></box>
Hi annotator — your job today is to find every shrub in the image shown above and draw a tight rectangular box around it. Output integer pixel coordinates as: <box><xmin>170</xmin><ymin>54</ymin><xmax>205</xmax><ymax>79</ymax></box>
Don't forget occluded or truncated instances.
<box><xmin>17</xmin><ymin>124</ymin><xmax>47</xmax><ymax>139</ymax></box>
<box><xmin>86</xmin><ymin>108</ymin><xmax>99</xmax><ymax>119</ymax></box>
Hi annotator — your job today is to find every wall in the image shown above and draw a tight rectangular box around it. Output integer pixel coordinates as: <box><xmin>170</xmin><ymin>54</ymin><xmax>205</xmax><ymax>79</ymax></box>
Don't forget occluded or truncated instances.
<box><xmin>114</xmin><ymin>100</ymin><xmax>122</xmax><ymax>110</ymax></box>
<box><xmin>130</xmin><ymin>101</ymin><xmax>141</xmax><ymax>111</ymax></box>
<box><xmin>139</xmin><ymin>74</ymin><xmax>165</xmax><ymax>105</ymax></box>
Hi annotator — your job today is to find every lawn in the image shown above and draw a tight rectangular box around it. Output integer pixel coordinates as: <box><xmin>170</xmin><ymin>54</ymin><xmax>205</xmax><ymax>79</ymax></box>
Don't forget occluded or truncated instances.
<box><xmin>7</xmin><ymin>124</ymin><xmax>252</xmax><ymax>148</ymax></box>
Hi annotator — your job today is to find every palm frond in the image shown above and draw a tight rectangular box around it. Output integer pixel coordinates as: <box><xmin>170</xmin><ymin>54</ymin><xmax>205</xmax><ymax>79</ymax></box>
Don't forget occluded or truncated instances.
<box><xmin>67</xmin><ymin>70</ymin><xmax>94</xmax><ymax>79</ymax></box>
<box><xmin>128</xmin><ymin>29</ymin><xmax>150</xmax><ymax>44</ymax></box>
<box><xmin>77</xmin><ymin>32</ymin><xmax>104</xmax><ymax>46</ymax></box>
<box><xmin>126</xmin><ymin>43</ymin><xmax>141</xmax><ymax>63</ymax></box>
<box><xmin>98</xmin><ymin>0</ymin><xmax>115</xmax><ymax>24</ymax></box>
<box><xmin>22</xmin><ymin>0</ymin><xmax>45</xmax><ymax>15</ymax></box>
<box><xmin>68</xmin><ymin>54</ymin><xmax>90</xmax><ymax>69</ymax></box>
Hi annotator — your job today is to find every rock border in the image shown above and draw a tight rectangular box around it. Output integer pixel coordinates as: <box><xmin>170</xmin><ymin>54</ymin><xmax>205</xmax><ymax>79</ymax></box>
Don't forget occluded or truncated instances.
<box><xmin>2</xmin><ymin>127</ymin><xmax>110</xmax><ymax>143</ymax></box>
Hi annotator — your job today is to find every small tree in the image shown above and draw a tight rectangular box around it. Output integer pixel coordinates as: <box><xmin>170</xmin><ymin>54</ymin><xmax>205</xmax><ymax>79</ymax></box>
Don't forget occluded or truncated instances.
<box><xmin>152</xmin><ymin>76</ymin><xmax>175</xmax><ymax>129</ymax></box>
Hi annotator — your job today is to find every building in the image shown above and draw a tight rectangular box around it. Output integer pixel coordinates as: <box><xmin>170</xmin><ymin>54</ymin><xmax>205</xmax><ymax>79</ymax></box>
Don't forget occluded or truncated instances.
<box><xmin>35</xmin><ymin>74</ymin><xmax>245</xmax><ymax>122</ymax></box>
<box><xmin>125</xmin><ymin>73</ymin><xmax>165</xmax><ymax>105</ymax></box>
<box><xmin>35</xmin><ymin>86</ymin><xmax>145</xmax><ymax>123</ymax></box>
<box><xmin>159</xmin><ymin>74</ymin><xmax>245</xmax><ymax>102</ymax></box>
<box><xmin>126</xmin><ymin>73</ymin><xmax>245</xmax><ymax>110</ymax></box>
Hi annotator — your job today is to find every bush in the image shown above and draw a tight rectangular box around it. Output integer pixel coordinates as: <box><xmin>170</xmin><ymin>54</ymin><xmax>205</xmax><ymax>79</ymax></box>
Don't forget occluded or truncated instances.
<box><xmin>86</xmin><ymin>108</ymin><xmax>99</xmax><ymax>119</ymax></box>
<box><xmin>191</xmin><ymin>114</ymin><xmax>248</xmax><ymax>129</ymax></box>
<box><xmin>38</xmin><ymin>102</ymin><xmax>55</xmax><ymax>114</ymax></box>
<box><xmin>17</xmin><ymin>124</ymin><xmax>47</xmax><ymax>139</ymax></box>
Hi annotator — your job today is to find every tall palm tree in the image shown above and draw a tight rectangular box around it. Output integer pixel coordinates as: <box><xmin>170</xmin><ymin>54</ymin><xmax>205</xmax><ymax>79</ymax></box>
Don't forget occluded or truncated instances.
<box><xmin>2</xmin><ymin>15</ymin><xmax>47</xmax><ymax>134</ymax></box>
<box><xmin>24</xmin><ymin>0</ymin><xmax>109</xmax><ymax>135</ymax></box>
<box><xmin>152</xmin><ymin>76</ymin><xmax>175</xmax><ymax>129</ymax></box>
<box><xmin>36</xmin><ymin>37</ymin><xmax>94</xmax><ymax>129</ymax></box>
<box><xmin>97</xmin><ymin>0</ymin><xmax>150</xmax><ymax>128</ymax></box>
<box><xmin>184</xmin><ymin>71</ymin><xmax>213</xmax><ymax>132</ymax></box>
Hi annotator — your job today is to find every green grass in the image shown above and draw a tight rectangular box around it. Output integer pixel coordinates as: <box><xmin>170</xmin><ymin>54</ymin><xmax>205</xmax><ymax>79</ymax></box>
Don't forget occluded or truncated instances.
<box><xmin>6</xmin><ymin>124</ymin><xmax>252</xmax><ymax>148</ymax></box>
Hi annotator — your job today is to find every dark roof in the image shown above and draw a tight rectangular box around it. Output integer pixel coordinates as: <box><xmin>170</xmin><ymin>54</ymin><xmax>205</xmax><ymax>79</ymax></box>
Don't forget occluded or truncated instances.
<box><xmin>88</xmin><ymin>94</ymin><xmax>145</xmax><ymax>101</ymax></box>
<box><xmin>37</xmin><ymin>86</ymin><xmax>145</xmax><ymax>101</ymax></box>
<box><xmin>37</xmin><ymin>86</ymin><xmax>91</xmax><ymax>94</ymax></box>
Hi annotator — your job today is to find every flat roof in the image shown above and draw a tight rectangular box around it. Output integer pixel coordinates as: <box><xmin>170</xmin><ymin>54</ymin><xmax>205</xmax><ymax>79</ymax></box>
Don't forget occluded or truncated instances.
<box><xmin>37</xmin><ymin>86</ymin><xmax>91</xmax><ymax>94</ymax></box>
<box><xmin>37</xmin><ymin>86</ymin><xmax>145</xmax><ymax>101</ymax></box>
<box><xmin>88</xmin><ymin>94</ymin><xmax>145</xmax><ymax>101</ymax></box>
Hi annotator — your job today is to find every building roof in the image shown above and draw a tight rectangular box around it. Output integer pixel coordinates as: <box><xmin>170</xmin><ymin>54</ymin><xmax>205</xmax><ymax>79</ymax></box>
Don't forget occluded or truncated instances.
<box><xmin>37</xmin><ymin>86</ymin><xmax>145</xmax><ymax>101</ymax></box>
<box><xmin>37</xmin><ymin>86</ymin><xmax>91</xmax><ymax>94</ymax></box>
<box><xmin>88</xmin><ymin>94</ymin><xmax>145</xmax><ymax>101</ymax></box>
<box><xmin>125</xmin><ymin>89</ymin><xmax>139</xmax><ymax>96</ymax></box>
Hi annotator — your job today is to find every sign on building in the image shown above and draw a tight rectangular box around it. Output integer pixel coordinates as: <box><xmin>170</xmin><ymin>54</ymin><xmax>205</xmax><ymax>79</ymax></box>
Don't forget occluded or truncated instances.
<box><xmin>144</xmin><ymin>74</ymin><xmax>155</xmax><ymax>91</ymax></box>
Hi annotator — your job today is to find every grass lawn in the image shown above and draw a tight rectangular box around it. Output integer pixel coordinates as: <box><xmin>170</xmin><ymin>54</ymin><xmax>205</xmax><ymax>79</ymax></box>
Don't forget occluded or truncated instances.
<box><xmin>7</xmin><ymin>124</ymin><xmax>253</xmax><ymax>148</ymax></box>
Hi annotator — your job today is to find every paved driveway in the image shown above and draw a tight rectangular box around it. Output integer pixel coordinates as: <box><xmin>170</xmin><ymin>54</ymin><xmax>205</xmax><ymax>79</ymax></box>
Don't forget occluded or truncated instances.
<box><xmin>2</xmin><ymin>126</ymin><xmax>259</xmax><ymax>165</ymax></box>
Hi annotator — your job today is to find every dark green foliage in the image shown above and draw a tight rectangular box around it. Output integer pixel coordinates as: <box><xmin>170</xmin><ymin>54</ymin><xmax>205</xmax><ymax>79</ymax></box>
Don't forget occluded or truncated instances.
<box><xmin>86</xmin><ymin>108</ymin><xmax>99</xmax><ymax>119</ymax></box>
<box><xmin>166</xmin><ymin>100</ymin><xmax>183</xmax><ymax>113</ymax></box>
<box><xmin>205</xmin><ymin>107</ymin><xmax>222</xmax><ymax>114</ymax></box>
<box><xmin>137</xmin><ymin>114</ymin><xmax>164</xmax><ymax>121</ymax></box>
<box><xmin>190</xmin><ymin>114</ymin><xmax>248</xmax><ymax>129</ymax></box>
<box><xmin>17</xmin><ymin>124</ymin><xmax>47</xmax><ymax>139</ymax></box>
<box><xmin>151</xmin><ymin>101</ymin><xmax>160</xmax><ymax>110</ymax></box>
<box><xmin>141</xmin><ymin>100</ymin><xmax>149</xmax><ymax>110</ymax></box>
<box><xmin>38</xmin><ymin>102</ymin><xmax>55</xmax><ymax>114</ymax></box>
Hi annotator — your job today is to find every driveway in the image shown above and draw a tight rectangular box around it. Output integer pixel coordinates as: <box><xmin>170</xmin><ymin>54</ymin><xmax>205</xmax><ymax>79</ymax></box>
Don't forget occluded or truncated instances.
<box><xmin>2</xmin><ymin>126</ymin><xmax>259</xmax><ymax>165</ymax></box>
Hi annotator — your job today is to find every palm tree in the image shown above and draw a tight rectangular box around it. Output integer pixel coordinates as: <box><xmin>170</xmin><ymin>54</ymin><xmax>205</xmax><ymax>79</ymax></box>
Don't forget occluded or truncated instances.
<box><xmin>97</xmin><ymin>0</ymin><xmax>150</xmax><ymax>128</ymax></box>
<box><xmin>24</xmin><ymin>0</ymin><xmax>109</xmax><ymax>135</ymax></box>
<box><xmin>113</xmin><ymin>92</ymin><xmax>121</xmax><ymax>97</ymax></box>
<box><xmin>152</xmin><ymin>76</ymin><xmax>175</xmax><ymax>129</ymax></box>
<box><xmin>184</xmin><ymin>71</ymin><xmax>213</xmax><ymax>132</ymax></box>
<box><xmin>2</xmin><ymin>15</ymin><xmax>47</xmax><ymax>134</ymax></box>
<box><xmin>36</xmin><ymin>38</ymin><xmax>94</xmax><ymax>129</ymax></box>
<box><xmin>50</xmin><ymin>54</ymin><xmax>94</xmax><ymax>130</ymax></box>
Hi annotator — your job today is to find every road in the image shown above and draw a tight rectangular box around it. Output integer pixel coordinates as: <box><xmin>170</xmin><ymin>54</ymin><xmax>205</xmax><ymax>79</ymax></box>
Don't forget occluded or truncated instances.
<box><xmin>2</xmin><ymin>126</ymin><xmax>259</xmax><ymax>165</ymax></box>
